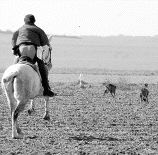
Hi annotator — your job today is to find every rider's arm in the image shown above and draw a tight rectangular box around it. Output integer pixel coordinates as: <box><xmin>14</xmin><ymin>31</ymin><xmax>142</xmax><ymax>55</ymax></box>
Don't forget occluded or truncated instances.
<box><xmin>12</xmin><ymin>30</ymin><xmax>19</xmax><ymax>47</ymax></box>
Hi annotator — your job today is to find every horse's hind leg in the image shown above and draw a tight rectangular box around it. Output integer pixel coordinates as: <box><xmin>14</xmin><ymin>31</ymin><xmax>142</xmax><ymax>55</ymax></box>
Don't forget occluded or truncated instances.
<box><xmin>4</xmin><ymin>87</ymin><xmax>17</xmax><ymax>133</ymax></box>
<box><xmin>28</xmin><ymin>99</ymin><xmax>35</xmax><ymax>115</ymax></box>
<box><xmin>43</xmin><ymin>97</ymin><xmax>50</xmax><ymax>121</ymax></box>
<box><xmin>12</xmin><ymin>100</ymin><xmax>26</xmax><ymax>139</ymax></box>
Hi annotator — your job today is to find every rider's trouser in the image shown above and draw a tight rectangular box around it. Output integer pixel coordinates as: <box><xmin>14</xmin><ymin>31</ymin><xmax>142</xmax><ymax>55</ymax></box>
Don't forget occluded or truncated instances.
<box><xmin>35</xmin><ymin>57</ymin><xmax>51</xmax><ymax>90</ymax></box>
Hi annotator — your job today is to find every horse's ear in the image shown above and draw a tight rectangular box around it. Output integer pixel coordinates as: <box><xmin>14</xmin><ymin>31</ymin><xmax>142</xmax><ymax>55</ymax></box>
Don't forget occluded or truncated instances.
<box><xmin>48</xmin><ymin>35</ymin><xmax>53</xmax><ymax>42</ymax></box>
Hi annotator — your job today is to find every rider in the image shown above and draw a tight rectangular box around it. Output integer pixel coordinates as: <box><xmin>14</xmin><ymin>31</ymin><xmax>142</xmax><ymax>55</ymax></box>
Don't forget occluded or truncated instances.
<box><xmin>12</xmin><ymin>14</ymin><xmax>56</xmax><ymax>97</ymax></box>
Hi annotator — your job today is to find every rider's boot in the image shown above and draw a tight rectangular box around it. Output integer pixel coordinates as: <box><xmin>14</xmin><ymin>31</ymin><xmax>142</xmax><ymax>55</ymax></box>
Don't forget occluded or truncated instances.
<box><xmin>36</xmin><ymin>58</ymin><xmax>57</xmax><ymax>97</ymax></box>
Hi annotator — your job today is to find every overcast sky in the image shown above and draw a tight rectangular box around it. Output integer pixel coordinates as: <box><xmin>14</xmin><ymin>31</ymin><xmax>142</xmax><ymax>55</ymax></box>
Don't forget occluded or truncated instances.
<box><xmin>0</xmin><ymin>0</ymin><xmax>158</xmax><ymax>36</ymax></box>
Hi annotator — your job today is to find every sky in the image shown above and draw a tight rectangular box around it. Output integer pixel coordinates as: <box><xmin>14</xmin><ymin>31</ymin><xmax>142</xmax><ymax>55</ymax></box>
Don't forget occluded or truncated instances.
<box><xmin>0</xmin><ymin>0</ymin><xmax>158</xmax><ymax>36</ymax></box>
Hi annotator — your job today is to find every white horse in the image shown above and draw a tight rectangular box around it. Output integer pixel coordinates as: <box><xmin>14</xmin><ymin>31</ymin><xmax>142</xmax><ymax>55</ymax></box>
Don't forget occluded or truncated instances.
<box><xmin>1</xmin><ymin>37</ymin><xmax>53</xmax><ymax>139</ymax></box>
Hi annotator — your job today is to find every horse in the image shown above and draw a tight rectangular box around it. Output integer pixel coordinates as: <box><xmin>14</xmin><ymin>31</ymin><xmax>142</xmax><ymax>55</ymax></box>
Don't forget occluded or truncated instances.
<box><xmin>1</xmin><ymin>37</ymin><xmax>53</xmax><ymax>139</ymax></box>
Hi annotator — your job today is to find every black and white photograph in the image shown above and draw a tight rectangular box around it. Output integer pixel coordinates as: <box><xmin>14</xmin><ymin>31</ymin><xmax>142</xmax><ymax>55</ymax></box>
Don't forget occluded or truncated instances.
<box><xmin>0</xmin><ymin>0</ymin><xmax>158</xmax><ymax>154</ymax></box>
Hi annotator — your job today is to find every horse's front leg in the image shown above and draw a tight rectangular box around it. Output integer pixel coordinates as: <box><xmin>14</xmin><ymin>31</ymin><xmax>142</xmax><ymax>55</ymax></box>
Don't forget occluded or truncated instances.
<box><xmin>43</xmin><ymin>97</ymin><xmax>50</xmax><ymax>121</ymax></box>
<box><xmin>28</xmin><ymin>99</ymin><xmax>35</xmax><ymax>115</ymax></box>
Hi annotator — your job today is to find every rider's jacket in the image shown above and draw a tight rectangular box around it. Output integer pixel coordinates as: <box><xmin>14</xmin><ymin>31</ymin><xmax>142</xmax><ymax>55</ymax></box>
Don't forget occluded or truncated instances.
<box><xmin>12</xmin><ymin>24</ymin><xmax>49</xmax><ymax>48</ymax></box>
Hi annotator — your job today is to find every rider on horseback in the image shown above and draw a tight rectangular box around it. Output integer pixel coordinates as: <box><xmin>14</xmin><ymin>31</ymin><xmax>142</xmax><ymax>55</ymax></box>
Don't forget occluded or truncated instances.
<box><xmin>12</xmin><ymin>14</ymin><xmax>56</xmax><ymax>97</ymax></box>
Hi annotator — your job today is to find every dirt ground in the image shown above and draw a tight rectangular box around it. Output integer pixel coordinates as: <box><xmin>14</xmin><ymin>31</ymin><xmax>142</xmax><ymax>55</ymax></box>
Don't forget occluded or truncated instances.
<box><xmin>0</xmin><ymin>82</ymin><xmax>158</xmax><ymax>155</ymax></box>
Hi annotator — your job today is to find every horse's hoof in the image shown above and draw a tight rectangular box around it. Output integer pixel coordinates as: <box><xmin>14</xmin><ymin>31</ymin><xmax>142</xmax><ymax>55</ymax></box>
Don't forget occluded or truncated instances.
<box><xmin>17</xmin><ymin>127</ymin><xmax>22</xmax><ymax>134</ymax></box>
<box><xmin>43</xmin><ymin>115</ymin><xmax>50</xmax><ymax>121</ymax></box>
<box><xmin>12</xmin><ymin>133</ymin><xmax>24</xmax><ymax>139</ymax></box>
<box><xmin>28</xmin><ymin>109</ymin><xmax>32</xmax><ymax>115</ymax></box>
<box><xmin>28</xmin><ymin>109</ymin><xmax>34</xmax><ymax>115</ymax></box>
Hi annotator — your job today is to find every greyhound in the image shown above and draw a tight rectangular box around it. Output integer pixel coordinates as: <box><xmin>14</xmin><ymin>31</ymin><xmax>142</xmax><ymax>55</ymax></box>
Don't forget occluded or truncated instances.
<box><xmin>103</xmin><ymin>84</ymin><xmax>116</xmax><ymax>97</ymax></box>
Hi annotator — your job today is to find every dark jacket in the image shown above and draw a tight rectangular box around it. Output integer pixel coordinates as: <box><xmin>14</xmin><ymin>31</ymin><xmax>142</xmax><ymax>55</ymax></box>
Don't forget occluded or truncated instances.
<box><xmin>12</xmin><ymin>24</ymin><xmax>49</xmax><ymax>47</ymax></box>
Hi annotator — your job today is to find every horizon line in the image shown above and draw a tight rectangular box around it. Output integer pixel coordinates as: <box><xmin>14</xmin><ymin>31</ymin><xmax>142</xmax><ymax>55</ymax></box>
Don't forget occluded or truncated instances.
<box><xmin>0</xmin><ymin>29</ymin><xmax>158</xmax><ymax>38</ymax></box>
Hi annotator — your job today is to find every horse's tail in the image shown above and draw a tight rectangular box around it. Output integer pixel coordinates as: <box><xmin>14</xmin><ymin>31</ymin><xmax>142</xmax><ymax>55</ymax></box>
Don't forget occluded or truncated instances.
<box><xmin>1</xmin><ymin>71</ymin><xmax>18</xmax><ymax>95</ymax></box>
<box><xmin>1</xmin><ymin>71</ymin><xmax>19</xmax><ymax>104</ymax></box>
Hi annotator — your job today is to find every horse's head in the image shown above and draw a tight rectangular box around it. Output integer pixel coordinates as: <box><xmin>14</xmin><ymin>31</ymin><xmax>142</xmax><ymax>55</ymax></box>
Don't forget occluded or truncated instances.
<box><xmin>37</xmin><ymin>36</ymin><xmax>53</xmax><ymax>71</ymax></box>
<box><xmin>41</xmin><ymin>45</ymin><xmax>52</xmax><ymax>71</ymax></box>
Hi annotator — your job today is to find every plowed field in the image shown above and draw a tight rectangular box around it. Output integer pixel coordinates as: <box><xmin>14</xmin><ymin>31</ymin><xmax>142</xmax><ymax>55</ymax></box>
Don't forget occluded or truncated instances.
<box><xmin>0</xmin><ymin>82</ymin><xmax>158</xmax><ymax>155</ymax></box>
